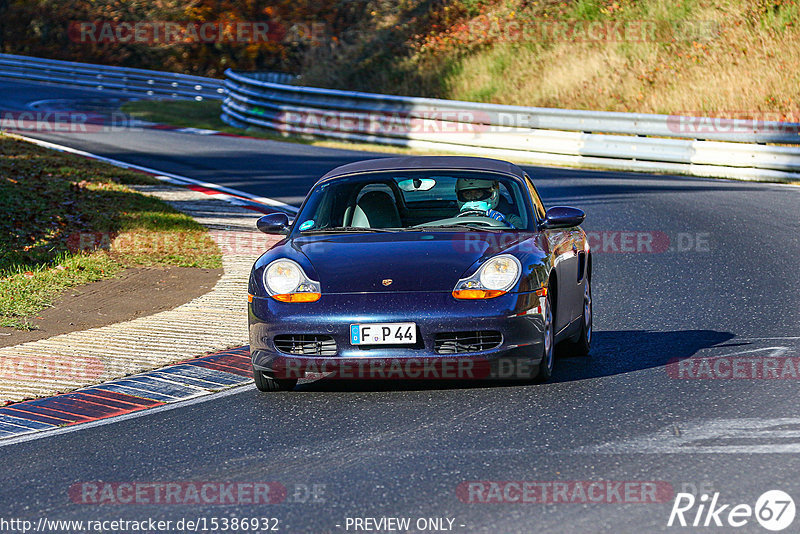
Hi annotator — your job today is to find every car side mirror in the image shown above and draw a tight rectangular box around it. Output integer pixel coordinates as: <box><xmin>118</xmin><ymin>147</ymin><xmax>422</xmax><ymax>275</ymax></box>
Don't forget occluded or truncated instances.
<box><xmin>540</xmin><ymin>206</ymin><xmax>585</xmax><ymax>229</ymax></box>
<box><xmin>256</xmin><ymin>212</ymin><xmax>290</xmax><ymax>234</ymax></box>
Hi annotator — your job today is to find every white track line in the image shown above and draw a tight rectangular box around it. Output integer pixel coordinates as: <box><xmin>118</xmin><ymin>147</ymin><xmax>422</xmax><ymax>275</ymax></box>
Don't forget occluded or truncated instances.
<box><xmin>6</xmin><ymin>132</ymin><xmax>299</xmax><ymax>214</ymax></box>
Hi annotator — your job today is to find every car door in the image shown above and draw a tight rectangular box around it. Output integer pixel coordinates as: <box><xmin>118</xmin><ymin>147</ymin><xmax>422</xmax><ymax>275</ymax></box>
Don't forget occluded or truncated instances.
<box><xmin>552</xmin><ymin>229</ymin><xmax>580</xmax><ymax>331</ymax></box>
<box><xmin>525</xmin><ymin>175</ymin><xmax>581</xmax><ymax>332</ymax></box>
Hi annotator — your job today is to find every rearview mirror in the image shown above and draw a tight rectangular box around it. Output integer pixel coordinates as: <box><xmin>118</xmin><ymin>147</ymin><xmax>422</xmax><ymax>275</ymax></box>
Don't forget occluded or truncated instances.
<box><xmin>256</xmin><ymin>212</ymin><xmax>290</xmax><ymax>234</ymax></box>
<box><xmin>397</xmin><ymin>178</ymin><xmax>436</xmax><ymax>192</ymax></box>
<box><xmin>540</xmin><ymin>206</ymin><xmax>585</xmax><ymax>229</ymax></box>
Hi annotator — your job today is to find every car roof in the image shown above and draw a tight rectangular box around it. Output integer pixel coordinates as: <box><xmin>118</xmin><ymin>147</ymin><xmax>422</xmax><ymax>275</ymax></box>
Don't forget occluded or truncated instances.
<box><xmin>319</xmin><ymin>156</ymin><xmax>527</xmax><ymax>181</ymax></box>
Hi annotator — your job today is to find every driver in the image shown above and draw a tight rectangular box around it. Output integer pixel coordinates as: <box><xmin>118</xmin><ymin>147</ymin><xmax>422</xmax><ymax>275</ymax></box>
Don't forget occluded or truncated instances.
<box><xmin>455</xmin><ymin>178</ymin><xmax>522</xmax><ymax>228</ymax></box>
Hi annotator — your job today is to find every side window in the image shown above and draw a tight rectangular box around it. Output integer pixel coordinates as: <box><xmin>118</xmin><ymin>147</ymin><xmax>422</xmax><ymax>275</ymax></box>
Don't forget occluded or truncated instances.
<box><xmin>524</xmin><ymin>174</ymin><xmax>546</xmax><ymax>221</ymax></box>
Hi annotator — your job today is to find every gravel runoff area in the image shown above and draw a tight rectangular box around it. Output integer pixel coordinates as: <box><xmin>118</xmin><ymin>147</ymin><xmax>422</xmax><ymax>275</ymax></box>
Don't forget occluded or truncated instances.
<box><xmin>0</xmin><ymin>185</ymin><xmax>280</xmax><ymax>403</ymax></box>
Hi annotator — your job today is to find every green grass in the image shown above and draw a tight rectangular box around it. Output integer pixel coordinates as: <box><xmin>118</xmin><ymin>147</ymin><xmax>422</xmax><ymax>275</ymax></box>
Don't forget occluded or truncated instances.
<box><xmin>758</xmin><ymin>0</ymin><xmax>800</xmax><ymax>31</ymax></box>
<box><xmin>122</xmin><ymin>99</ymin><xmax>319</xmax><ymax>145</ymax></box>
<box><xmin>124</xmin><ymin>99</ymin><xmax>231</xmax><ymax>132</ymax></box>
<box><xmin>568</xmin><ymin>0</ymin><xmax>605</xmax><ymax>21</ymax></box>
<box><xmin>0</xmin><ymin>134</ymin><xmax>221</xmax><ymax>329</ymax></box>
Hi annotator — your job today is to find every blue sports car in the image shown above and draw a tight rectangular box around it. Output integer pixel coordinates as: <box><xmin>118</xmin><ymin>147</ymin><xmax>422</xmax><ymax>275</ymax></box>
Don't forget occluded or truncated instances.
<box><xmin>248</xmin><ymin>156</ymin><xmax>591</xmax><ymax>391</ymax></box>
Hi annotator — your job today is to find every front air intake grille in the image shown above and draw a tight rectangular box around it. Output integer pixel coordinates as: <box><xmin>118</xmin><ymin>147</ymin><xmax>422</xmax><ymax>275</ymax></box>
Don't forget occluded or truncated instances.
<box><xmin>434</xmin><ymin>331</ymin><xmax>502</xmax><ymax>354</ymax></box>
<box><xmin>274</xmin><ymin>335</ymin><xmax>337</xmax><ymax>356</ymax></box>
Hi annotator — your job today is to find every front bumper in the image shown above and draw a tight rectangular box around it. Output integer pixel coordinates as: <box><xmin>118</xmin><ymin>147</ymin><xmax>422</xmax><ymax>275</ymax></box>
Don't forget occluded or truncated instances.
<box><xmin>248</xmin><ymin>291</ymin><xmax>546</xmax><ymax>379</ymax></box>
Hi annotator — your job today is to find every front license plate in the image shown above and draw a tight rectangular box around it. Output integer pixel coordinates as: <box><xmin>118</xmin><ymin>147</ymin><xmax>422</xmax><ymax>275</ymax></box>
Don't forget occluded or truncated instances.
<box><xmin>350</xmin><ymin>323</ymin><xmax>416</xmax><ymax>345</ymax></box>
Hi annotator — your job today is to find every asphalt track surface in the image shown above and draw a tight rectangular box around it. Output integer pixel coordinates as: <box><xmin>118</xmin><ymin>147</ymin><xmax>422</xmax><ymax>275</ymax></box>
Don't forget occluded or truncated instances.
<box><xmin>1</xmin><ymin>78</ymin><xmax>800</xmax><ymax>533</ymax></box>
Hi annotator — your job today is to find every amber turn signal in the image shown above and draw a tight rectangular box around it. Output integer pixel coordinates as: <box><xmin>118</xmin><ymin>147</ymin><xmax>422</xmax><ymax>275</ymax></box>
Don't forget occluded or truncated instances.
<box><xmin>452</xmin><ymin>289</ymin><xmax>506</xmax><ymax>299</ymax></box>
<box><xmin>272</xmin><ymin>292</ymin><xmax>321</xmax><ymax>303</ymax></box>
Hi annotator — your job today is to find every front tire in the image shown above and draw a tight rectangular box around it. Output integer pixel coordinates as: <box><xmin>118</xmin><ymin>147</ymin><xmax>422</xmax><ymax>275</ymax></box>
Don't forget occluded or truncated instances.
<box><xmin>535</xmin><ymin>291</ymin><xmax>555</xmax><ymax>382</ymax></box>
<box><xmin>253</xmin><ymin>367</ymin><xmax>297</xmax><ymax>392</ymax></box>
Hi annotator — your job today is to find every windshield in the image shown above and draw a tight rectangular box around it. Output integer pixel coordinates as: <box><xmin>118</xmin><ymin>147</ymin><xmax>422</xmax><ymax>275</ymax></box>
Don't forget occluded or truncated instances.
<box><xmin>293</xmin><ymin>171</ymin><xmax>533</xmax><ymax>234</ymax></box>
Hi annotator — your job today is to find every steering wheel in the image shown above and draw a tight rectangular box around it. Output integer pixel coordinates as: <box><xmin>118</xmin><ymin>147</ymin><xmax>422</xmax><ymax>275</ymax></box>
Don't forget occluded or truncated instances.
<box><xmin>411</xmin><ymin>211</ymin><xmax>509</xmax><ymax>229</ymax></box>
<box><xmin>456</xmin><ymin>209</ymin><xmax>487</xmax><ymax>218</ymax></box>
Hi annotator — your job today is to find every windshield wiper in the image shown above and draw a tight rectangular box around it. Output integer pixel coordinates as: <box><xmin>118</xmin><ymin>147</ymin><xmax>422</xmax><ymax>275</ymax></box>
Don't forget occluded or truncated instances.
<box><xmin>300</xmin><ymin>226</ymin><xmax>398</xmax><ymax>234</ymax></box>
<box><xmin>404</xmin><ymin>224</ymin><xmax>504</xmax><ymax>233</ymax></box>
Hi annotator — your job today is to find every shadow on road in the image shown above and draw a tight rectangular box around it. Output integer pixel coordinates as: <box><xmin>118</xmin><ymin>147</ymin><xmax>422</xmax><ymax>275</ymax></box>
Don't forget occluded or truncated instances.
<box><xmin>551</xmin><ymin>328</ymin><xmax>734</xmax><ymax>382</ymax></box>
<box><xmin>291</xmin><ymin>329</ymin><xmax>734</xmax><ymax>392</ymax></box>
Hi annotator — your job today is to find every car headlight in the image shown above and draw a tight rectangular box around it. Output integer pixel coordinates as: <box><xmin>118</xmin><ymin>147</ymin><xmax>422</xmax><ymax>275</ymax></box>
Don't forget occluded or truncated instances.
<box><xmin>453</xmin><ymin>254</ymin><xmax>521</xmax><ymax>299</ymax></box>
<box><xmin>263</xmin><ymin>259</ymin><xmax>321</xmax><ymax>302</ymax></box>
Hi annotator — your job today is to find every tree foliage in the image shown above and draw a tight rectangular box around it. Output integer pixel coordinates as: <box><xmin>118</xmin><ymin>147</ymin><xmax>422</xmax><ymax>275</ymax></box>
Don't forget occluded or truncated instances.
<box><xmin>0</xmin><ymin>0</ymin><xmax>355</xmax><ymax>77</ymax></box>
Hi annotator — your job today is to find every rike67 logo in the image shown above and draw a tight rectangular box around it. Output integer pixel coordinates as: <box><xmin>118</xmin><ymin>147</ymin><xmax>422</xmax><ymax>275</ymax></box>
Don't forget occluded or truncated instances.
<box><xmin>668</xmin><ymin>490</ymin><xmax>795</xmax><ymax>531</ymax></box>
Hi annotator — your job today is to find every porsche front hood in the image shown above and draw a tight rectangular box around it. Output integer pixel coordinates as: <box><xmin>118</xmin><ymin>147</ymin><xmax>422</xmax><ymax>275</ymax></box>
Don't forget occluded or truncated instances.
<box><xmin>293</xmin><ymin>231</ymin><xmax>526</xmax><ymax>294</ymax></box>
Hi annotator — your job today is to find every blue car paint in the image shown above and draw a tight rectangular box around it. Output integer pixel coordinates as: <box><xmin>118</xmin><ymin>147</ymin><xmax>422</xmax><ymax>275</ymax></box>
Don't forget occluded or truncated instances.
<box><xmin>249</xmin><ymin>289</ymin><xmax>546</xmax><ymax>371</ymax></box>
<box><xmin>247</xmin><ymin>156</ymin><xmax>588</xmax><ymax>379</ymax></box>
<box><xmin>248</xmin><ymin>230</ymin><xmax>552</xmax><ymax>373</ymax></box>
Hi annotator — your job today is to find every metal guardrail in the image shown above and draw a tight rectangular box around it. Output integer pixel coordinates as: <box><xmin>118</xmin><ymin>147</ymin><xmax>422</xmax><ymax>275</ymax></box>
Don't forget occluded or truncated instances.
<box><xmin>223</xmin><ymin>68</ymin><xmax>800</xmax><ymax>182</ymax></box>
<box><xmin>0</xmin><ymin>53</ymin><xmax>226</xmax><ymax>100</ymax></box>
<box><xmin>2</xmin><ymin>54</ymin><xmax>797</xmax><ymax>182</ymax></box>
